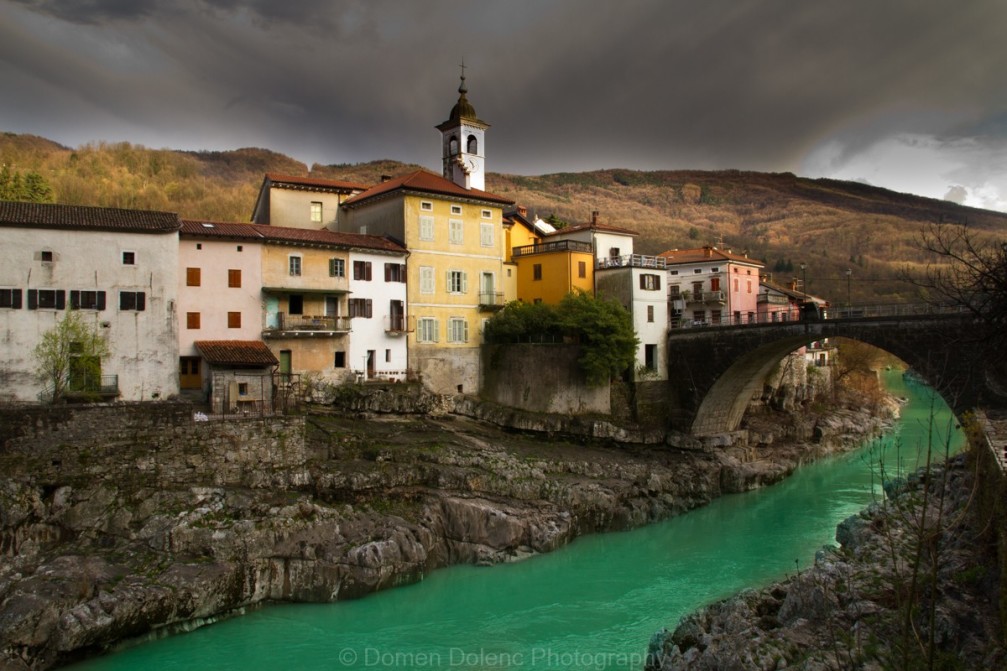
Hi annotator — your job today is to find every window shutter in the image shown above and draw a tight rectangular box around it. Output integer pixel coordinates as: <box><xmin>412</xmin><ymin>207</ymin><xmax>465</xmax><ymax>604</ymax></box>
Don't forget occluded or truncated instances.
<box><xmin>12</xmin><ymin>289</ymin><xmax>22</xmax><ymax>309</ymax></box>
<box><xmin>70</xmin><ymin>290</ymin><xmax>80</xmax><ymax>309</ymax></box>
<box><xmin>639</xmin><ymin>275</ymin><xmax>646</xmax><ymax>290</ymax></box>
<box><xmin>366</xmin><ymin>262</ymin><xmax>372</xmax><ymax>281</ymax></box>
<box><xmin>136</xmin><ymin>292</ymin><xmax>146</xmax><ymax>311</ymax></box>
<box><xmin>365</xmin><ymin>299</ymin><xmax>373</xmax><ymax>319</ymax></box>
<box><xmin>461</xmin><ymin>272</ymin><xmax>468</xmax><ymax>293</ymax></box>
<box><xmin>55</xmin><ymin>290</ymin><xmax>66</xmax><ymax>310</ymax></box>
<box><xmin>27</xmin><ymin>290</ymin><xmax>37</xmax><ymax>310</ymax></box>
<box><xmin>96</xmin><ymin>291</ymin><xmax>106</xmax><ymax>311</ymax></box>
<box><xmin>384</xmin><ymin>263</ymin><xmax>391</xmax><ymax>282</ymax></box>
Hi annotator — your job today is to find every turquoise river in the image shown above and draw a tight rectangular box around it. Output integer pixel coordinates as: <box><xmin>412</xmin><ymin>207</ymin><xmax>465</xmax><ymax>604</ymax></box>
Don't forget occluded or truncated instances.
<box><xmin>67</xmin><ymin>371</ymin><xmax>964</xmax><ymax>671</ymax></box>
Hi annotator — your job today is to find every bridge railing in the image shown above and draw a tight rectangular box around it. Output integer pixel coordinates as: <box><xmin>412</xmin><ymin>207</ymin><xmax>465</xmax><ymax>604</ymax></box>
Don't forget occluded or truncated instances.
<box><xmin>670</xmin><ymin>303</ymin><xmax>969</xmax><ymax>329</ymax></box>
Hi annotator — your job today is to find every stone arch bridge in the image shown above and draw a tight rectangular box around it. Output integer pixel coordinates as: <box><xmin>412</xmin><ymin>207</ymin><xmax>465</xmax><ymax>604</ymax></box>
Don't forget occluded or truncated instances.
<box><xmin>665</xmin><ymin>310</ymin><xmax>1001</xmax><ymax>436</ymax></box>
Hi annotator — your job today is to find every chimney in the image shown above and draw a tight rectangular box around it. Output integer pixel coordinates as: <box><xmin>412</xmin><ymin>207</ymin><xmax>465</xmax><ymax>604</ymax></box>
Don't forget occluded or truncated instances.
<box><xmin>591</xmin><ymin>210</ymin><xmax>600</xmax><ymax>225</ymax></box>
<box><xmin>517</xmin><ymin>205</ymin><xmax>528</xmax><ymax>218</ymax></box>
<box><xmin>380</xmin><ymin>175</ymin><xmax>391</xmax><ymax>183</ymax></box>
<box><xmin>704</xmin><ymin>245</ymin><xmax>713</xmax><ymax>258</ymax></box>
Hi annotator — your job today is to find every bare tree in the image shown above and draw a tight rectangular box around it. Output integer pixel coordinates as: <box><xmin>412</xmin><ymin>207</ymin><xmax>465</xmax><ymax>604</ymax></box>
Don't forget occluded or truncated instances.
<box><xmin>914</xmin><ymin>219</ymin><xmax>1007</xmax><ymax>344</ymax></box>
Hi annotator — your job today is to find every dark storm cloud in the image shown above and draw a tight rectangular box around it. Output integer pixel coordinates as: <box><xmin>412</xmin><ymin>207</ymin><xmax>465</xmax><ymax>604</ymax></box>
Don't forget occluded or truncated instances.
<box><xmin>2</xmin><ymin>0</ymin><xmax>1007</xmax><ymax>207</ymax></box>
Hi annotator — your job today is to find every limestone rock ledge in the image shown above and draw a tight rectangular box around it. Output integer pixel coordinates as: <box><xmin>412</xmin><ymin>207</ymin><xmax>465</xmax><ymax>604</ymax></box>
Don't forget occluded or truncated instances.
<box><xmin>0</xmin><ymin>402</ymin><xmax>892</xmax><ymax>670</ymax></box>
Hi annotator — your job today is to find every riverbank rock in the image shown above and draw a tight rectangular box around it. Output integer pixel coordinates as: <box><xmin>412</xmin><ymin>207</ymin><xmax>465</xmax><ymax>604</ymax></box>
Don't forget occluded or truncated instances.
<box><xmin>0</xmin><ymin>398</ymin><xmax>894</xmax><ymax>669</ymax></box>
<box><xmin>645</xmin><ymin>455</ymin><xmax>1006</xmax><ymax>671</ymax></box>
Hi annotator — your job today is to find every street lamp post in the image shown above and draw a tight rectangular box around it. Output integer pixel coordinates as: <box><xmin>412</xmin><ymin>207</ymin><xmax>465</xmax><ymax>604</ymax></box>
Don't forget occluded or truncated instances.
<box><xmin>846</xmin><ymin>268</ymin><xmax>852</xmax><ymax>315</ymax></box>
<box><xmin>800</xmin><ymin>263</ymin><xmax>807</xmax><ymax>299</ymax></box>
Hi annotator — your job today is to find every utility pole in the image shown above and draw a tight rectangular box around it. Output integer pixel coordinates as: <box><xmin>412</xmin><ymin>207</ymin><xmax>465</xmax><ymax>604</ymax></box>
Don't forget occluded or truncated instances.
<box><xmin>846</xmin><ymin>268</ymin><xmax>852</xmax><ymax>315</ymax></box>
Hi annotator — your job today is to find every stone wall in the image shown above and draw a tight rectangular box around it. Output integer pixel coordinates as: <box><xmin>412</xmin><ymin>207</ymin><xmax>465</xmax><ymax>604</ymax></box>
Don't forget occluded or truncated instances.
<box><xmin>480</xmin><ymin>343</ymin><xmax>610</xmax><ymax>415</ymax></box>
<box><xmin>0</xmin><ymin>402</ymin><xmax>308</xmax><ymax>490</ymax></box>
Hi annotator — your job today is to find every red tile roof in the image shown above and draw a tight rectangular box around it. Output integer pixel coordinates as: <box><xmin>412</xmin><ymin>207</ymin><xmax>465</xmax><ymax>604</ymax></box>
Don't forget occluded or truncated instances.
<box><xmin>195</xmin><ymin>340</ymin><xmax>278</xmax><ymax>367</ymax></box>
<box><xmin>180</xmin><ymin>220</ymin><xmax>407</xmax><ymax>254</ymax></box>
<box><xmin>264</xmin><ymin>173</ymin><xmax>369</xmax><ymax>192</ymax></box>
<box><xmin>341</xmin><ymin>169</ymin><xmax>513</xmax><ymax>208</ymax></box>
<box><xmin>0</xmin><ymin>201</ymin><xmax>180</xmax><ymax>233</ymax></box>
<box><xmin>658</xmin><ymin>246</ymin><xmax>764</xmax><ymax>267</ymax></box>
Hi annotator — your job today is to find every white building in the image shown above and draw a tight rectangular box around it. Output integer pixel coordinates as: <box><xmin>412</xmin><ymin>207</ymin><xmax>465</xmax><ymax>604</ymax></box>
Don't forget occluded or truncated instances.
<box><xmin>346</xmin><ymin>249</ymin><xmax>410</xmax><ymax>380</ymax></box>
<box><xmin>0</xmin><ymin>201</ymin><xmax>180</xmax><ymax>402</ymax></box>
<box><xmin>546</xmin><ymin>211</ymin><xmax>640</xmax><ymax>269</ymax></box>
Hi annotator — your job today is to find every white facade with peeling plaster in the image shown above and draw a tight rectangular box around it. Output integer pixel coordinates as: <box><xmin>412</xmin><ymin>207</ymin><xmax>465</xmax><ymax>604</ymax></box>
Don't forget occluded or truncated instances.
<box><xmin>0</xmin><ymin>226</ymin><xmax>179</xmax><ymax>402</ymax></box>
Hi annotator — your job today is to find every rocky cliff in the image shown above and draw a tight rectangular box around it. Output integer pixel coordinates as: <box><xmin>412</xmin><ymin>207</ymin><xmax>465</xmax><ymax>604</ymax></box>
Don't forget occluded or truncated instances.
<box><xmin>0</xmin><ymin>393</ymin><xmax>895</xmax><ymax>670</ymax></box>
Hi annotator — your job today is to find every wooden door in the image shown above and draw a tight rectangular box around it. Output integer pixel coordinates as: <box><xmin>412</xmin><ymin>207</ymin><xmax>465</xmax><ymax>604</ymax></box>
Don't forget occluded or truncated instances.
<box><xmin>179</xmin><ymin>357</ymin><xmax>201</xmax><ymax>390</ymax></box>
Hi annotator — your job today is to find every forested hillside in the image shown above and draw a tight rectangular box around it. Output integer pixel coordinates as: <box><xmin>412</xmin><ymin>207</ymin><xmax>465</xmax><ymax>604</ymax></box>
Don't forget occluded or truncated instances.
<box><xmin>3</xmin><ymin>131</ymin><xmax>1006</xmax><ymax>304</ymax></box>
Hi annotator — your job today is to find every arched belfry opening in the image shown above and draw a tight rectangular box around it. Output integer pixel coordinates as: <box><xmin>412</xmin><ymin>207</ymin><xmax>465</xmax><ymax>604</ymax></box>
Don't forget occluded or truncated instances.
<box><xmin>436</xmin><ymin>67</ymin><xmax>489</xmax><ymax>191</ymax></box>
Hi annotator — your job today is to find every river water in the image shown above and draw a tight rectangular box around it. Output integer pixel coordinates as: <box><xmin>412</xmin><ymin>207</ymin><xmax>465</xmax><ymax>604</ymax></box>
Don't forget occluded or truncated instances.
<box><xmin>67</xmin><ymin>371</ymin><xmax>963</xmax><ymax>671</ymax></box>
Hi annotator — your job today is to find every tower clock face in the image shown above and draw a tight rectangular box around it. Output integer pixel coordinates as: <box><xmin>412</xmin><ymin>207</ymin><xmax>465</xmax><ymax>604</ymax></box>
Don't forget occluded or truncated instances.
<box><xmin>466</xmin><ymin>158</ymin><xmax>479</xmax><ymax>172</ymax></box>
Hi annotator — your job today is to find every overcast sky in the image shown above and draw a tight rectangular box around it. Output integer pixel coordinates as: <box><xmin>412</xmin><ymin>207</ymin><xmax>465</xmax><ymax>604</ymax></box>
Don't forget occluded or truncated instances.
<box><xmin>2</xmin><ymin>0</ymin><xmax>1007</xmax><ymax>211</ymax></box>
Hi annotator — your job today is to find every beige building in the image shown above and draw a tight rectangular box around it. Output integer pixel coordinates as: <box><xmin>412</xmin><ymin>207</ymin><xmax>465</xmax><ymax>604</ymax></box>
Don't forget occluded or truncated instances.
<box><xmin>251</xmin><ymin>174</ymin><xmax>368</xmax><ymax>230</ymax></box>
<box><xmin>178</xmin><ymin>220</ymin><xmax>408</xmax><ymax>398</ymax></box>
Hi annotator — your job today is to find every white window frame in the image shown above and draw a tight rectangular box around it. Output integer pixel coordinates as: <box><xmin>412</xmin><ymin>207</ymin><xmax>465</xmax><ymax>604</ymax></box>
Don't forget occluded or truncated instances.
<box><xmin>420</xmin><ymin>201</ymin><xmax>433</xmax><ymax>211</ymax></box>
<box><xmin>450</xmin><ymin>205</ymin><xmax>463</xmax><ymax>215</ymax></box>
<box><xmin>481</xmin><ymin>209</ymin><xmax>492</xmax><ymax>219</ymax></box>
<box><xmin>447</xmin><ymin>317</ymin><xmax>469</xmax><ymax>344</ymax></box>
<box><xmin>329</xmin><ymin>258</ymin><xmax>345</xmax><ymax>277</ymax></box>
<box><xmin>446</xmin><ymin>269</ymin><xmax>468</xmax><ymax>294</ymax></box>
<box><xmin>480</xmin><ymin>222</ymin><xmax>494</xmax><ymax>247</ymax></box>
<box><xmin>417</xmin><ymin>317</ymin><xmax>439</xmax><ymax>343</ymax></box>
<box><xmin>310</xmin><ymin>201</ymin><xmax>323</xmax><ymax>223</ymax></box>
<box><xmin>419</xmin><ymin>266</ymin><xmax>435</xmax><ymax>294</ymax></box>
<box><xmin>289</xmin><ymin>255</ymin><xmax>302</xmax><ymax>276</ymax></box>
<box><xmin>419</xmin><ymin>215</ymin><xmax>434</xmax><ymax>241</ymax></box>
<box><xmin>449</xmin><ymin>219</ymin><xmax>464</xmax><ymax>244</ymax></box>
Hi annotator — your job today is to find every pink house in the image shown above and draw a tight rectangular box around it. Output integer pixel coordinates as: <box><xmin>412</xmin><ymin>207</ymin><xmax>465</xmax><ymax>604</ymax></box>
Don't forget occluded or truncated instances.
<box><xmin>659</xmin><ymin>246</ymin><xmax>764</xmax><ymax>326</ymax></box>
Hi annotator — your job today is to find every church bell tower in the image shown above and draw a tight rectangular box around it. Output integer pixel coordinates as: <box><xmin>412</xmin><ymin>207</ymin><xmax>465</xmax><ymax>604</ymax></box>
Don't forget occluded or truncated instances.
<box><xmin>436</xmin><ymin>68</ymin><xmax>489</xmax><ymax>191</ymax></box>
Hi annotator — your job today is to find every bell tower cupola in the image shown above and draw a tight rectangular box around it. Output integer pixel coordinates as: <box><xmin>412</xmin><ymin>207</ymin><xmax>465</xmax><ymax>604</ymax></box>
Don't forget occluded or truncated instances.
<box><xmin>436</xmin><ymin>66</ymin><xmax>489</xmax><ymax>191</ymax></box>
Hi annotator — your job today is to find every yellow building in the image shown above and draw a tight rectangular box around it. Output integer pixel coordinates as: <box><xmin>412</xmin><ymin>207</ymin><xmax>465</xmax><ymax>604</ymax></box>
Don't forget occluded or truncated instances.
<box><xmin>336</xmin><ymin>75</ymin><xmax>516</xmax><ymax>393</ymax></box>
<box><xmin>506</xmin><ymin>208</ymin><xmax>595</xmax><ymax>305</ymax></box>
<box><xmin>338</xmin><ymin>170</ymin><xmax>512</xmax><ymax>393</ymax></box>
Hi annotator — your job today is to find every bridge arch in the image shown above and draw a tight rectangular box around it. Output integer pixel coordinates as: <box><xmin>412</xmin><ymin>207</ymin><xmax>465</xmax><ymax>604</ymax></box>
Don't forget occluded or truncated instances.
<box><xmin>666</xmin><ymin>315</ymin><xmax>990</xmax><ymax>436</ymax></box>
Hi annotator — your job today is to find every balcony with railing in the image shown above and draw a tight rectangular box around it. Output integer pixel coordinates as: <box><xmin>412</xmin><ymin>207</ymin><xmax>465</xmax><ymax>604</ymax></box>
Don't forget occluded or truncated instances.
<box><xmin>596</xmin><ymin>254</ymin><xmax>667</xmax><ymax>270</ymax></box>
<box><xmin>478</xmin><ymin>292</ymin><xmax>506</xmax><ymax>311</ymax></box>
<box><xmin>262</xmin><ymin>313</ymin><xmax>352</xmax><ymax>338</ymax></box>
<box><xmin>384</xmin><ymin>314</ymin><xmax>415</xmax><ymax>335</ymax></box>
<box><xmin>512</xmin><ymin>240</ymin><xmax>594</xmax><ymax>257</ymax></box>
<box><xmin>703</xmin><ymin>290</ymin><xmax>726</xmax><ymax>304</ymax></box>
